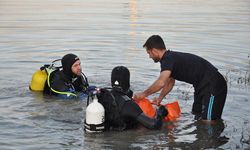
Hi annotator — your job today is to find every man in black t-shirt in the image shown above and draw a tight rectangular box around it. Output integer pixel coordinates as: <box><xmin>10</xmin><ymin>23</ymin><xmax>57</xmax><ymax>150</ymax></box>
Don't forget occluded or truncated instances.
<box><xmin>133</xmin><ymin>35</ymin><xmax>227</xmax><ymax>121</ymax></box>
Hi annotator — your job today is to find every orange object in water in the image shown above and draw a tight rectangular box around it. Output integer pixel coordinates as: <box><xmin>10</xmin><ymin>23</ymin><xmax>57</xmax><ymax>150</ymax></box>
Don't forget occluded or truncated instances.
<box><xmin>164</xmin><ymin>101</ymin><xmax>181</xmax><ymax>121</ymax></box>
<box><xmin>134</xmin><ymin>98</ymin><xmax>156</xmax><ymax>118</ymax></box>
<box><xmin>134</xmin><ymin>98</ymin><xmax>181</xmax><ymax>121</ymax></box>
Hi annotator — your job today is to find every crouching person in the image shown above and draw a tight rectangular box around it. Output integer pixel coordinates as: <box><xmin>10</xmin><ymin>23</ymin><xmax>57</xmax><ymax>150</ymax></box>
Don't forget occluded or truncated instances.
<box><xmin>97</xmin><ymin>66</ymin><xmax>167</xmax><ymax>131</ymax></box>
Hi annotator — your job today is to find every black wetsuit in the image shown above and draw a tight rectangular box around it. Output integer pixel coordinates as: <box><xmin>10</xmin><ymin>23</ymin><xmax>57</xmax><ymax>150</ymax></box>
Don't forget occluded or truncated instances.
<box><xmin>43</xmin><ymin>70</ymin><xmax>89</xmax><ymax>99</ymax></box>
<box><xmin>160</xmin><ymin>50</ymin><xmax>227</xmax><ymax>120</ymax></box>
<box><xmin>97</xmin><ymin>88</ymin><xmax>165</xmax><ymax>131</ymax></box>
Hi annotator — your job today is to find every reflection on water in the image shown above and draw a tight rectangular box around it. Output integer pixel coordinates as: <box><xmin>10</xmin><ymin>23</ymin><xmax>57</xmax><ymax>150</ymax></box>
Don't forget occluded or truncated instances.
<box><xmin>0</xmin><ymin>0</ymin><xmax>250</xmax><ymax>149</ymax></box>
<box><xmin>173</xmin><ymin>120</ymin><xmax>229</xmax><ymax>149</ymax></box>
<box><xmin>86</xmin><ymin>120</ymin><xmax>229</xmax><ymax>149</ymax></box>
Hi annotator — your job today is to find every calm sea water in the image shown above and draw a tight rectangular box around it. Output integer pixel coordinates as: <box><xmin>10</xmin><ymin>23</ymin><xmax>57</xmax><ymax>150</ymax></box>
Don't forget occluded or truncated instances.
<box><xmin>0</xmin><ymin>0</ymin><xmax>250</xmax><ymax>149</ymax></box>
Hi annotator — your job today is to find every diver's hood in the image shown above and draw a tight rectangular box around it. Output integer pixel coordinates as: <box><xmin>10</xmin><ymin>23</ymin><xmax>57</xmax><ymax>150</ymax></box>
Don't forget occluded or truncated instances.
<box><xmin>61</xmin><ymin>53</ymin><xmax>79</xmax><ymax>77</ymax></box>
<box><xmin>111</xmin><ymin>66</ymin><xmax>130</xmax><ymax>93</ymax></box>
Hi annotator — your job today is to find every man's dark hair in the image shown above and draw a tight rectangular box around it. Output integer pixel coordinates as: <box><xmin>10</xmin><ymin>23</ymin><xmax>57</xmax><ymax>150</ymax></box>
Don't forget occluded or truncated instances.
<box><xmin>143</xmin><ymin>35</ymin><xmax>166</xmax><ymax>50</ymax></box>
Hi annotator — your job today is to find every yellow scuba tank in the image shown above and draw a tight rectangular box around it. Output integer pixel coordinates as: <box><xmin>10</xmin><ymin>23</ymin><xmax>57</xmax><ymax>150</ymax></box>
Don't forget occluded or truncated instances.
<box><xmin>30</xmin><ymin>70</ymin><xmax>47</xmax><ymax>91</ymax></box>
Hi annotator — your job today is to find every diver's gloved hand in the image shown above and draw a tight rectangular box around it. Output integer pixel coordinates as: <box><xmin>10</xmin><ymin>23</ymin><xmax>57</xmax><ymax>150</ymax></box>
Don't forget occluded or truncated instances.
<box><xmin>87</xmin><ymin>85</ymin><xmax>97</xmax><ymax>93</ymax></box>
<box><xmin>156</xmin><ymin>105</ymin><xmax>168</xmax><ymax>120</ymax></box>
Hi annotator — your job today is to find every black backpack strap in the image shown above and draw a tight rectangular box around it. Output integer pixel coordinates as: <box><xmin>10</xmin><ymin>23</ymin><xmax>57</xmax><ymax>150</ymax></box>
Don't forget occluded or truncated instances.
<box><xmin>84</xmin><ymin>120</ymin><xmax>105</xmax><ymax>132</ymax></box>
<box><xmin>81</xmin><ymin>72</ymin><xmax>89</xmax><ymax>87</ymax></box>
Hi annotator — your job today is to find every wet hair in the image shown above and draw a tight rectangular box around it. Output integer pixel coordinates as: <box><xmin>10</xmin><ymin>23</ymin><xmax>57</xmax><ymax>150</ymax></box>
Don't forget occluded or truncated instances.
<box><xmin>61</xmin><ymin>53</ymin><xmax>79</xmax><ymax>77</ymax></box>
<box><xmin>111</xmin><ymin>66</ymin><xmax>130</xmax><ymax>92</ymax></box>
<box><xmin>143</xmin><ymin>35</ymin><xmax>166</xmax><ymax>50</ymax></box>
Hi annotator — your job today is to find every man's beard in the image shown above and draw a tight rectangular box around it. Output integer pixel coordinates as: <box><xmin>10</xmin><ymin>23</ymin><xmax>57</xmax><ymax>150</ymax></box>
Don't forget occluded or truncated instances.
<box><xmin>153</xmin><ymin>58</ymin><xmax>159</xmax><ymax>63</ymax></box>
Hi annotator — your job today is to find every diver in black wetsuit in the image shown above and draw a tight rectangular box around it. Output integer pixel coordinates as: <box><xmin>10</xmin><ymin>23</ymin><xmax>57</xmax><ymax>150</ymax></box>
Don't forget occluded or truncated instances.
<box><xmin>134</xmin><ymin>35</ymin><xmax>227</xmax><ymax>122</ymax></box>
<box><xmin>43</xmin><ymin>53</ymin><xmax>94</xmax><ymax>99</ymax></box>
<box><xmin>97</xmin><ymin>66</ymin><xmax>167</xmax><ymax>131</ymax></box>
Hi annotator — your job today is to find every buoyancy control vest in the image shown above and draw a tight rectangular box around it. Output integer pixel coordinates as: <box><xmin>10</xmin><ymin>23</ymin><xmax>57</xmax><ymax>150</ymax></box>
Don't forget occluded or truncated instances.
<box><xmin>45</xmin><ymin>70</ymin><xmax>89</xmax><ymax>98</ymax></box>
<box><xmin>97</xmin><ymin>87</ymin><xmax>139</xmax><ymax>131</ymax></box>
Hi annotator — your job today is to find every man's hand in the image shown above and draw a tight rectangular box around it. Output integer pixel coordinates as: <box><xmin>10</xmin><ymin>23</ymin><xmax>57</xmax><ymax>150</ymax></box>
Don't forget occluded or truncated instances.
<box><xmin>156</xmin><ymin>105</ymin><xmax>168</xmax><ymax>120</ymax></box>
<box><xmin>152</xmin><ymin>97</ymin><xmax>162</xmax><ymax>106</ymax></box>
<box><xmin>133</xmin><ymin>92</ymin><xmax>146</xmax><ymax>101</ymax></box>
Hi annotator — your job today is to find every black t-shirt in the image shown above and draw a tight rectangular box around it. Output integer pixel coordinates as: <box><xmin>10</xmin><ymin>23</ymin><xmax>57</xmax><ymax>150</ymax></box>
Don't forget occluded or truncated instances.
<box><xmin>160</xmin><ymin>50</ymin><xmax>218</xmax><ymax>91</ymax></box>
